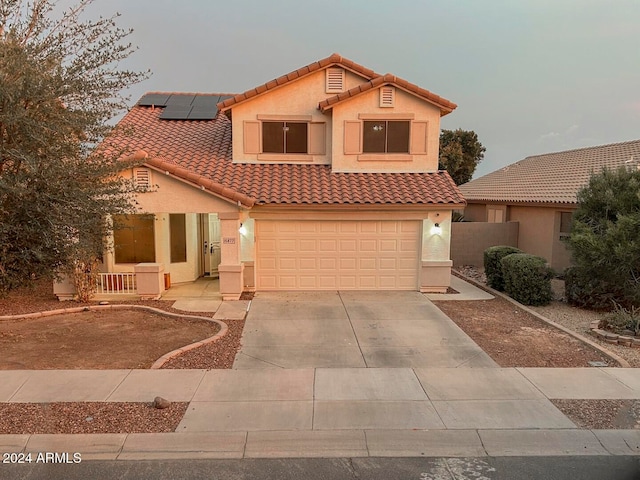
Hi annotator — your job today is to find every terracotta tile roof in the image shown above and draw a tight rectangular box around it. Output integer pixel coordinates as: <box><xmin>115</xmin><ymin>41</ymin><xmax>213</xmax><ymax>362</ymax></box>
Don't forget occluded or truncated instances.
<box><xmin>318</xmin><ymin>73</ymin><xmax>457</xmax><ymax>116</ymax></box>
<box><xmin>460</xmin><ymin>140</ymin><xmax>640</xmax><ymax>205</ymax></box>
<box><xmin>217</xmin><ymin>53</ymin><xmax>380</xmax><ymax>111</ymax></box>
<box><xmin>115</xmin><ymin>95</ymin><xmax>465</xmax><ymax>207</ymax></box>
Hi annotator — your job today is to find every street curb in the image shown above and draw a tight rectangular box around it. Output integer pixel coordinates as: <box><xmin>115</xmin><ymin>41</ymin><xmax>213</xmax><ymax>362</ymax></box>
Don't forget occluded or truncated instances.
<box><xmin>3</xmin><ymin>428</ymin><xmax>639</xmax><ymax>459</ymax></box>
<box><xmin>0</xmin><ymin>305</ymin><xmax>229</xmax><ymax>370</ymax></box>
<box><xmin>451</xmin><ymin>271</ymin><xmax>631</xmax><ymax>368</ymax></box>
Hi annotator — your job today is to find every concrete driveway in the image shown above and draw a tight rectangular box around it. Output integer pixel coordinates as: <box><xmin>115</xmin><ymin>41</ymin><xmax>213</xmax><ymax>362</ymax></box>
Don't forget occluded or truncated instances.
<box><xmin>233</xmin><ymin>290</ymin><xmax>496</xmax><ymax>369</ymax></box>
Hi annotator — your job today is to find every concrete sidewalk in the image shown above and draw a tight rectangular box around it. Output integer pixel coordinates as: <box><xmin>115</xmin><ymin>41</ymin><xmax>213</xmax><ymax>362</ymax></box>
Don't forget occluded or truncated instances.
<box><xmin>2</xmin><ymin>367</ymin><xmax>640</xmax><ymax>459</ymax></box>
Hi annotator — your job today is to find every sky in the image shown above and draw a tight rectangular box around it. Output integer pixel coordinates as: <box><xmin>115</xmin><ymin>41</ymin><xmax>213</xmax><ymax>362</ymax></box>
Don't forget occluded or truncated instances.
<box><xmin>82</xmin><ymin>0</ymin><xmax>640</xmax><ymax>178</ymax></box>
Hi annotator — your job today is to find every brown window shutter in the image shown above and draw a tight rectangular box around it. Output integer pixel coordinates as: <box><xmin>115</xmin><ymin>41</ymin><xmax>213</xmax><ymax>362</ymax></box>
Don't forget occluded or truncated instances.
<box><xmin>344</xmin><ymin>121</ymin><xmax>362</xmax><ymax>154</ymax></box>
<box><xmin>243</xmin><ymin>121</ymin><xmax>261</xmax><ymax>154</ymax></box>
<box><xmin>308</xmin><ymin>122</ymin><xmax>326</xmax><ymax>155</ymax></box>
<box><xmin>410</xmin><ymin>121</ymin><xmax>428</xmax><ymax>154</ymax></box>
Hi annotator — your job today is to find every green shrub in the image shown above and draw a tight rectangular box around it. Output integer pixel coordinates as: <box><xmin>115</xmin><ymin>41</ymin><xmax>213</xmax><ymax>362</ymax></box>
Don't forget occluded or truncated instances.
<box><xmin>483</xmin><ymin>245</ymin><xmax>522</xmax><ymax>291</ymax></box>
<box><xmin>564</xmin><ymin>266</ymin><xmax>620</xmax><ymax>310</ymax></box>
<box><xmin>501</xmin><ymin>253</ymin><xmax>554</xmax><ymax>306</ymax></box>
<box><xmin>565</xmin><ymin>167</ymin><xmax>640</xmax><ymax>309</ymax></box>
<box><xmin>603</xmin><ymin>304</ymin><xmax>640</xmax><ymax>335</ymax></box>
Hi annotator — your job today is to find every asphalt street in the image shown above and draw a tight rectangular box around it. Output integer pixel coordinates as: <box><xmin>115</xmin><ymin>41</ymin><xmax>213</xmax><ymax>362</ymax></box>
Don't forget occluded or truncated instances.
<box><xmin>2</xmin><ymin>457</ymin><xmax>640</xmax><ymax>480</ymax></box>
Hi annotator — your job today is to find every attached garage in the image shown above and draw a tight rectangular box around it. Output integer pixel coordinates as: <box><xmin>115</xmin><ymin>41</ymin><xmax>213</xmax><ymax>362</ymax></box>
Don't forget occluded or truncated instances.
<box><xmin>256</xmin><ymin>220</ymin><xmax>421</xmax><ymax>290</ymax></box>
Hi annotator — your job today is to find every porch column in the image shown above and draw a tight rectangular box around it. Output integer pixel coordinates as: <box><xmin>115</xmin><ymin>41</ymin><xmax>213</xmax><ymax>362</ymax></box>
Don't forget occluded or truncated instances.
<box><xmin>218</xmin><ymin>211</ymin><xmax>244</xmax><ymax>301</ymax></box>
<box><xmin>420</xmin><ymin>211</ymin><xmax>453</xmax><ymax>293</ymax></box>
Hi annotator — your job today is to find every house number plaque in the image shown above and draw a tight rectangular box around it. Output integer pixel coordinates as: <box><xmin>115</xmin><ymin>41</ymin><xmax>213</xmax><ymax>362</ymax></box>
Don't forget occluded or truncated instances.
<box><xmin>222</xmin><ymin>237</ymin><xmax>236</xmax><ymax>244</ymax></box>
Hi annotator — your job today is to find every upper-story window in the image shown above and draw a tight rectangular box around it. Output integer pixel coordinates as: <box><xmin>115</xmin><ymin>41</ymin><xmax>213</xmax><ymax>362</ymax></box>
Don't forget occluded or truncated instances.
<box><xmin>262</xmin><ymin>121</ymin><xmax>308</xmax><ymax>154</ymax></box>
<box><xmin>362</xmin><ymin>120</ymin><xmax>410</xmax><ymax>153</ymax></box>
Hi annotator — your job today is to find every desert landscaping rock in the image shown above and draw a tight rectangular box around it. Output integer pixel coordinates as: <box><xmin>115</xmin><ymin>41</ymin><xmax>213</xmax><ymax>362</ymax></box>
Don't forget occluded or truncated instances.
<box><xmin>153</xmin><ymin>397</ymin><xmax>171</xmax><ymax>409</ymax></box>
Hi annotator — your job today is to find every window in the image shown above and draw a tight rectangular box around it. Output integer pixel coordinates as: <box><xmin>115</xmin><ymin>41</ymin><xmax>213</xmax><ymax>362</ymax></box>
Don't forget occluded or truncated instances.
<box><xmin>262</xmin><ymin>121</ymin><xmax>308</xmax><ymax>154</ymax></box>
<box><xmin>170</xmin><ymin>214</ymin><xmax>187</xmax><ymax>263</ymax></box>
<box><xmin>362</xmin><ymin>121</ymin><xmax>410</xmax><ymax>153</ymax></box>
<box><xmin>559</xmin><ymin>211</ymin><xmax>573</xmax><ymax>237</ymax></box>
<box><xmin>113</xmin><ymin>215</ymin><xmax>155</xmax><ymax>263</ymax></box>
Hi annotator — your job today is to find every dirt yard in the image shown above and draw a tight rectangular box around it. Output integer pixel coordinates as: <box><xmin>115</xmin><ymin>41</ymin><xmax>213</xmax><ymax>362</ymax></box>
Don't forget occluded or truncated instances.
<box><xmin>433</xmin><ymin>295</ymin><xmax>614</xmax><ymax>368</ymax></box>
<box><xmin>0</xmin><ymin>309</ymin><xmax>220</xmax><ymax>369</ymax></box>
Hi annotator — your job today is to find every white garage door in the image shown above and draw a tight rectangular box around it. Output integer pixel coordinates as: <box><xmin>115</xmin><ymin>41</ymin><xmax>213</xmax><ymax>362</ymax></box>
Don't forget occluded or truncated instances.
<box><xmin>256</xmin><ymin>220</ymin><xmax>420</xmax><ymax>290</ymax></box>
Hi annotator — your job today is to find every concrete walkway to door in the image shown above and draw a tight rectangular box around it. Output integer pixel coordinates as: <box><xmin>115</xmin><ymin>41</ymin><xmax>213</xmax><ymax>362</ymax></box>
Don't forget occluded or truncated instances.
<box><xmin>233</xmin><ymin>290</ymin><xmax>497</xmax><ymax>369</ymax></box>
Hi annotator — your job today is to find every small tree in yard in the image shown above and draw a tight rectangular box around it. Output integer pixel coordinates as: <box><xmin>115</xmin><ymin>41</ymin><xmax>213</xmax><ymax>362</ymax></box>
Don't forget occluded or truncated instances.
<box><xmin>439</xmin><ymin>129</ymin><xmax>486</xmax><ymax>185</ymax></box>
<box><xmin>0</xmin><ymin>0</ymin><xmax>149</xmax><ymax>298</ymax></box>
<box><xmin>565</xmin><ymin>166</ymin><xmax>640</xmax><ymax>309</ymax></box>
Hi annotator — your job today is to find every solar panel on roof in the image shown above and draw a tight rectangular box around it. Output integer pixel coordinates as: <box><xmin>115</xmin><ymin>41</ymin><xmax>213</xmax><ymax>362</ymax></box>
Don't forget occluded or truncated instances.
<box><xmin>191</xmin><ymin>95</ymin><xmax>220</xmax><ymax>108</ymax></box>
<box><xmin>159</xmin><ymin>105</ymin><xmax>192</xmax><ymax>120</ymax></box>
<box><xmin>166</xmin><ymin>95</ymin><xmax>195</xmax><ymax>106</ymax></box>
<box><xmin>138</xmin><ymin>93</ymin><xmax>171</xmax><ymax>106</ymax></box>
<box><xmin>218</xmin><ymin>95</ymin><xmax>234</xmax><ymax>101</ymax></box>
<box><xmin>187</xmin><ymin>107</ymin><xmax>218</xmax><ymax>120</ymax></box>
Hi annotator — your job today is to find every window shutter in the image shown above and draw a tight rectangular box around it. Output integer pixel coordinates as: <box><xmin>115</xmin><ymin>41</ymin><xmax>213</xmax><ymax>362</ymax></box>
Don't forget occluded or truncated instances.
<box><xmin>344</xmin><ymin>121</ymin><xmax>362</xmax><ymax>154</ymax></box>
<box><xmin>243</xmin><ymin>121</ymin><xmax>261</xmax><ymax>154</ymax></box>
<box><xmin>308</xmin><ymin>122</ymin><xmax>326</xmax><ymax>155</ymax></box>
<box><xmin>410</xmin><ymin>121</ymin><xmax>428</xmax><ymax>154</ymax></box>
<box><xmin>133</xmin><ymin>168</ymin><xmax>151</xmax><ymax>189</ymax></box>
<box><xmin>326</xmin><ymin>68</ymin><xmax>345</xmax><ymax>93</ymax></box>
<box><xmin>379</xmin><ymin>86</ymin><xmax>395</xmax><ymax>107</ymax></box>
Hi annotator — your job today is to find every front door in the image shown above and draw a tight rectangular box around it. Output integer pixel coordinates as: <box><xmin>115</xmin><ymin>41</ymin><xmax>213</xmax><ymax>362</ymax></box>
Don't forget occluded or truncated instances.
<box><xmin>199</xmin><ymin>214</ymin><xmax>222</xmax><ymax>277</ymax></box>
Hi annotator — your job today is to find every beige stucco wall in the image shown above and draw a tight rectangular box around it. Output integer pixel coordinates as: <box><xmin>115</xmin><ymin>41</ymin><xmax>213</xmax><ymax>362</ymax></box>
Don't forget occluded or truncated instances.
<box><xmin>461</xmin><ymin>203</ymin><xmax>574</xmax><ymax>272</ymax></box>
<box><xmin>507</xmin><ymin>206</ymin><xmax>555</xmax><ymax>263</ymax></box>
<box><xmin>463</xmin><ymin>203</ymin><xmax>486</xmax><ymax>222</ymax></box>
<box><xmin>450</xmin><ymin>221</ymin><xmax>519</xmax><ymax>267</ymax></box>
<box><xmin>230</xmin><ymin>69</ymin><xmax>368</xmax><ymax>165</ymax></box>
<box><xmin>127</xmin><ymin>168</ymin><xmax>240</xmax><ymax>214</ymax></box>
<box><xmin>330</xmin><ymin>88</ymin><xmax>442</xmax><ymax>173</ymax></box>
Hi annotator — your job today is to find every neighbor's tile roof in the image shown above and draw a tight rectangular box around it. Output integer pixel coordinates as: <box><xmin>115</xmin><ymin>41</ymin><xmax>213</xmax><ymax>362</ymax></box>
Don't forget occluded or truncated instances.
<box><xmin>217</xmin><ymin>53</ymin><xmax>379</xmax><ymax>111</ymax></box>
<box><xmin>115</xmin><ymin>94</ymin><xmax>465</xmax><ymax>207</ymax></box>
<box><xmin>460</xmin><ymin>140</ymin><xmax>640</xmax><ymax>205</ymax></box>
<box><xmin>318</xmin><ymin>74</ymin><xmax>457</xmax><ymax>116</ymax></box>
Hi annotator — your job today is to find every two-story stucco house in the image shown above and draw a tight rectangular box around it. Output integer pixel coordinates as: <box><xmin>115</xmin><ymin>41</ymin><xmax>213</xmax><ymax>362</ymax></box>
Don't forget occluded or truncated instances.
<box><xmin>100</xmin><ymin>54</ymin><xmax>464</xmax><ymax>300</ymax></box>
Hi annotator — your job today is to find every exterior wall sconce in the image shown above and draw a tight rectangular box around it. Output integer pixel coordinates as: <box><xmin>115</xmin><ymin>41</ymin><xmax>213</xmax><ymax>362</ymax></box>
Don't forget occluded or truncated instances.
<box><xmin>431</xmin><ymin>223</ymin><xmax>442</xmax><ymax>236</ymax></box>
<box><xmin>238</xmin><ymin>223</ymin><xmax>247</xmax><ymax>236</ymax></box>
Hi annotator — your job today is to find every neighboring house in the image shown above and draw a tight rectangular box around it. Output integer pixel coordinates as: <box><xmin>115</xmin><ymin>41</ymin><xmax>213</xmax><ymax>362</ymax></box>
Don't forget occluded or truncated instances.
<box><xmin>103</xmin><ymin>53</ymin><xmax>464</xmax><ymax>299</ymax></box>
<box><xmin>459</xmin><ymin>139</ymin><xmax>640</xmax><ymax>272</ymax></box>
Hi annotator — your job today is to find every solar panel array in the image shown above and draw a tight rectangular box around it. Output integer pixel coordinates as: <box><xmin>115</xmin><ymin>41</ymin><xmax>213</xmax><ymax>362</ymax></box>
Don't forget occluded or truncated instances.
<box><xmin>137</xmin><ymin>94</ymin><xmax>234</xmax><ymax>120</ymax></box>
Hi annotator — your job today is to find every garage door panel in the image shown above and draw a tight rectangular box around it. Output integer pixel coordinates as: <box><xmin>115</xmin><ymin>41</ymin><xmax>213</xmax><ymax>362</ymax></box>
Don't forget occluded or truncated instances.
<box><xmin>299</xmin><ymin>258</ymin><xmax>317</xmax><ymax>270</ymax></box>
<box><xmin>319</xmin><ymin>239</ymin><xmax>337</xmax><ymax>252</ymax></box>
<box><xmin>339</xmin><ymin>239</ymin><xmax>357</xmax><ymax>251</ymax></box>
<box><xmin>359</xmin><ymin>239</ymin><xmax>377</xmax><ymax>252</ymax></box>
<box><xmin>360</xmin><ymin>222</ymin><xmax>377</xmax><ymax>234</ymax></box>
<box><xmin>319</xmin><ymin>257</ymin><xmax>337</xmax><ymax>270</ymax></box>
<box><xmin>319</xmin><ymin>276</ymin><xmax>338</xmax><ymax>288</ymax></box>
<box><xmin>279</xmin><ymin>258</ymin><xmax>297</xmax><ymax>270</ymax></box>
<box><xmin>299</xmin><ymin>276</ymin><xmax>317</xmax><ymax>288</ymax></box>
<box><xmin>299</xmin><ymin>239</ymin><xmax>316</xmax><ymax>251</ymax></box>
<box><xmin>320</xmin><ymin>223</ymin><xmax>338</xmax><ymax>233</ymax></box>
<box><xmin>380</xmin><ymin>222</ymin><xmax>399</xmax><ymax>233</ymax></box>
<box><xmin>379</xmin><ymin>258</ymin><xmax>397</xmax><ymax>270</ymax></box>
<box><xmin>257</xmin><ymin>220</ymin><xmax>419</xmax><ymax>290</ymax></box>
<box><xmin>299</xmin><ymin>223</ymin><xmax>318</xmax><ymax>233</ymax></box>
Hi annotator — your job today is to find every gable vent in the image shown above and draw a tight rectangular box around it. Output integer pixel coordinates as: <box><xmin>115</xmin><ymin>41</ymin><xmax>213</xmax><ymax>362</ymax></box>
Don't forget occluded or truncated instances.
<box><xmin>133</xmin><ymin>167</ymin><xmax>151</xmax><ymax>189</ymax></box>
<box><xmin>326</xmin><ymin>68</ymin><xmax>345</xmax><ymax>93</ymax></box>
<box><xmin>380</xmin><ymin>86</ymin><xmax>395</xmax><ymax>107</ymax></box>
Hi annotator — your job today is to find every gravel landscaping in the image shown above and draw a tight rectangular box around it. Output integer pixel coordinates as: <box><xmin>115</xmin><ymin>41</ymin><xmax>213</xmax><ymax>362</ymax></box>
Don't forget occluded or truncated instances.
<box><xmin>0</xmin><ymin>402</ymin><xmax>188</xmax><ymax>434</ymax></box>
<box><xmin>2</xmin><ymin>275</ymin><xmax>640</xmax><ymax>432</ymax></box>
